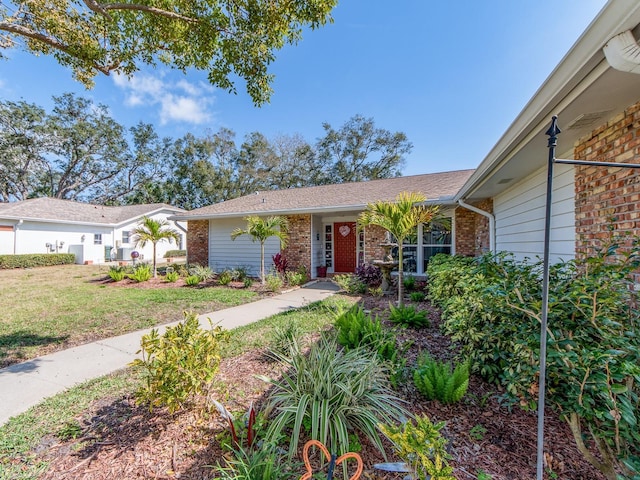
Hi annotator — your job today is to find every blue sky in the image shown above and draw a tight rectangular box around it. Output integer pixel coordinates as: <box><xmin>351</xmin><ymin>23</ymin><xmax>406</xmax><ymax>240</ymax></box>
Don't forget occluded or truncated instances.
<box><xmin>0</xmin><ymin>1</ymin><xmax>607</xmax><ymax>176</ymax></box>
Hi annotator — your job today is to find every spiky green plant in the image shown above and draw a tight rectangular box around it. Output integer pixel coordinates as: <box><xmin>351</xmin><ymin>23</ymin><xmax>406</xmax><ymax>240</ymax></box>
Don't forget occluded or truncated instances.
<box><xmin>260</xmin><ymin>335</ymin><xmax>408</xmax><ymax>459</ymax></box>
<box><xmin>389</xmin><ymin>303</ymin><xmax>429</xmax><ymax>328</ymax></box>
<box><xmin>413</xmin><ymin>354</ymin><xmax>470</xmax><ymax>404</ymax></box>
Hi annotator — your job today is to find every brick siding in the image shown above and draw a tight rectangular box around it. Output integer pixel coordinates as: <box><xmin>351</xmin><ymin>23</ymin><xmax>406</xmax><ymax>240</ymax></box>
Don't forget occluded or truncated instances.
<box><xmin>362</xmin><ymin>224</ymin><xmax>389</xmax><ymax>264</ymax></box>
<box><xmin>574</xmin><ymin>100</ymin><xmax>640</xmax><ymax>284</ymax></box>
<box><xmin>187</xmin><ymin>220</ymin><xmax>209</xmax><ymax>266</ymax></box>
<box><xmin>281</xmin><ymin>214</ymin><xmax>312</xmax><ymax>275</ymax></box>
<box><xmin>455</xmin><ymin>199</ymin><xmax>493</xmax><ymax>256</ymax></box>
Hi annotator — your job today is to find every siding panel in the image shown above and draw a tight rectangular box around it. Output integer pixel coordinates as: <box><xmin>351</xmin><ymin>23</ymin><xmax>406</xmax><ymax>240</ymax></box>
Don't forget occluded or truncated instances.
<box><xmin>209</xmin><ymin>218</ymin><xmax>281</xmax><ymax>276</ymax></box>
<box><xmin>494</xmin><ymin>165</ymin><xmax>575</xmax><ymax>262</ymax></box>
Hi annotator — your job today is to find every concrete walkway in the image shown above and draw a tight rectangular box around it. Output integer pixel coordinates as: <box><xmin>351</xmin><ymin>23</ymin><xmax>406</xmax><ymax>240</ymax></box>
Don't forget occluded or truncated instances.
<box><xmin>0</xmin><ymin>281</ymin><xmax>339</xmax><ymax>426</ymax></box>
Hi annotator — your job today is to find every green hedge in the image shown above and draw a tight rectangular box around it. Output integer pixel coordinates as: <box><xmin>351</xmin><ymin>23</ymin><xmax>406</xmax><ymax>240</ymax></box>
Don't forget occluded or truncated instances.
<box><xmin>164</xmin><ymin>249</ymin><xmax>186</xmax><ymax>258</ymax></box>
<box><xmin>0</xmin><ymin>253</ymin><xmax>76</xmax><ymax>269</ymax></box>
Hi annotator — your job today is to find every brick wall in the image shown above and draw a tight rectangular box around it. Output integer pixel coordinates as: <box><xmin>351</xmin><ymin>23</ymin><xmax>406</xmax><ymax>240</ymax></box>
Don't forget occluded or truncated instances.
<box><xmin>187</xmin><ymin>220</ymin><xmax>209</xmax><ymax>266</ymax></box>
<box><xmin>281</xmin><ymin>214</ymin><xmax>312</xmax><ymax>275</ymax></box>
<box><xmin>574</xmin><ymin>100</ymin><xmax>640</xmax><ymax>284</ymax></box>
<box><xmin>362</xmin><ymin>224</ymin><xmax>389</xmax><ymax>263</ymax></box>
<box><xmin>455</xmin><ymin>199</ymin><xmax>493</xmax><ymax>256</ymax></box>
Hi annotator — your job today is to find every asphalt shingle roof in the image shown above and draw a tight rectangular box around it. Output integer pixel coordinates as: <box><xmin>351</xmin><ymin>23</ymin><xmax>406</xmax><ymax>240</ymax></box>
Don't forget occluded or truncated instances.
<box><xmin>0</xmin><ymin>198</ymin><xmax>185</xmax><ymax>225</ymax></box>
<box><xmin>173</xmin><ymin>170</ymin><xmax>475</xmax><ymax>219</ymax></box>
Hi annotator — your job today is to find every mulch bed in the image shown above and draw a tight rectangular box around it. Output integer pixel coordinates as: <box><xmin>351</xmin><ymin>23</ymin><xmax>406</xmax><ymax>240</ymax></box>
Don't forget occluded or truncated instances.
<box><xmin>28</xmin><ymin>293</ymin><xmax>605</xmax><ymax>480</ymax></box>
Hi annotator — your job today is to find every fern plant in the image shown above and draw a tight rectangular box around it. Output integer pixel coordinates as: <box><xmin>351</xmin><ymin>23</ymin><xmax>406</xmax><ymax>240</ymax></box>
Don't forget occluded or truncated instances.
<box><xmin>413</xmin><ymin>354</ymin><xmax>470</xmax><ymax>404</ymax></box>
<box><xmin>334</xmin><ymin>305</ymin><xmax>397</xmax><ymax>362</ymax></box>
<box><xmin>389</xmin><ymin>303</ymin><xmax>429</xmax><ymax>328</ymax></box>
<box><xmin>107</xmin><ymin>265</ymin><xmax>127</xmax><ymax>282</ymax></box>
<box><xmin>185</xmin><ymin>275</ymin><xmax>201</xmax><ymax>286</ymax></box>
<box><xmin>165</xmin><ymin>271</ymin><xmax>180</xmax><ymax>283</ymax></box>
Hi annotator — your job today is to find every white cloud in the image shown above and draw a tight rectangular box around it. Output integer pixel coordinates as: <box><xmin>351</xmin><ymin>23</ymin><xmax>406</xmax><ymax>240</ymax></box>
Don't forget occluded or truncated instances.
<box><xmin>112</xmin><ymin>72</ymin><xmax>215</xmax><ymax>126</ymax></box>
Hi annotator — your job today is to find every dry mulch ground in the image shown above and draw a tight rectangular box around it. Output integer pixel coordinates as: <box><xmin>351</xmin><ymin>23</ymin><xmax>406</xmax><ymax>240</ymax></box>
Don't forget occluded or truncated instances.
<box><xmin>30</xmin><ymin>292</ymin><xmax>605</xmax><ymax>480</ymax></box>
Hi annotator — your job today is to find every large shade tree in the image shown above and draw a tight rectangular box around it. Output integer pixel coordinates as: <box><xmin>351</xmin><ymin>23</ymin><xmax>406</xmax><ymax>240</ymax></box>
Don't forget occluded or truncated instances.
<box><xmin>357</xmin><ymin>192</ymin><xmax>439</xmax><ymax>306</ymax></box>
<box><xmin>0</xmin><ymin>0</ymin><xmax>337</xmax><ymax>105</ymax></box>
<box><xmin>231</xmin><ymin>215</ymin><xmax>288</xmax><ymax>284</ymax></box>
<box><xmin>132</xmin><ymin>216</ymin><xmax>181</xmax><ymax>278</ymax></box>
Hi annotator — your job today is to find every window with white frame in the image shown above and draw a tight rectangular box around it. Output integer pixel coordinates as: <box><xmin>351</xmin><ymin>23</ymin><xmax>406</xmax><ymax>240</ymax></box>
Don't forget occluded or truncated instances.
<box><xmin>94</xmin><ymin>233</ymin><xmax>102</xmax><ymax>245</ymax></box>
<box><xmin>391</xmin><ymin>218</ymin><xmax>452</xmax><ymax>275</ymax></box>
<box><xmin>122</xmin><ymin>230</ymin><xmax>131</xmax><ymax>244</ymax></box>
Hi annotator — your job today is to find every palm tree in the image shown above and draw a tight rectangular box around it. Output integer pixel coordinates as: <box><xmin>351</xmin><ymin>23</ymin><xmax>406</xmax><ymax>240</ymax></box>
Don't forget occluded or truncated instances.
<box><xmin>132</xmin><ymin>216</ymin><xmax>181</xmax><ymax>278</ymax></box>
<box><xmin>231</xmin><ymin>215</ymin><xmax>289</xmax><ymax>284</ymax></box>
<box><xmin>357</xmin><ymin>191</ymin><xmax>439</xmax><ymax>306</ymax></box>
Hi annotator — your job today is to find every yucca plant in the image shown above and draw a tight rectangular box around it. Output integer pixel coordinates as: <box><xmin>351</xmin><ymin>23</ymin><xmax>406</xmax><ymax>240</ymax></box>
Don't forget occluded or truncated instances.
<box><xmin>213</xmin><ymin>442</ymin><xmax>297</xmax><ymax>480</ymax></box>
<box><xmin>189</xmin><ymin>264</ymin><xmax>215</xmax><ymax>281</ymax></box>
<box><xmin>260</xmin><ymin>335</ymin><xmax>408</xmax><ymax>459</ymax></box>
<box><xmin>413</xmin><ymin>354</ymin><xmax>470</xmax><ymax>404</ymax></box>
<box><xmin>389</xmin><ymin>303</ymin><xmax>429</xmax><ymax>328</ymax></box>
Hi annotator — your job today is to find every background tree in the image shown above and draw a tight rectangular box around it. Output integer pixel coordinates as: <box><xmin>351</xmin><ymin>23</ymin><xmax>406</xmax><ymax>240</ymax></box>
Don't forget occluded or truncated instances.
<box><xmin>0</xmin><ymin>0</ymin><xmax>337</xmax><ymax>105</ymax></box>
<box><xmin>317</xmin><ymin>114</ymin><xmax>411</xmax><ymax>183</ymax></box>
<box><xmin>39</xmin><ymin>93</ymin><xmax>129</xmax><ymax>200</ymax></box>
<box><xmin>231</xmin><ymin>216</ymin><xmax>289</xmax><ymax>284</ymax></box>
<box><xmin>131</xmin><ymin>216</ymin><xmax>180</xmax><ymax>278</ymax></box>
<box><xmin>357</xmin><ymin>192</ymin><xmax>439</xmax><ymax>306</ymax></box>
<box><xmin>0</xmin><ymin>100</ymin><xmax>48</xmax><ymax>202</ymax></box>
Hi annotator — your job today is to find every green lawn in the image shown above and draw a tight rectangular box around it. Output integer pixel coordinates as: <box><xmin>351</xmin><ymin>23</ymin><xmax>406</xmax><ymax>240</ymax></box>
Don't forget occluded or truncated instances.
<box><xmin>0</xmin><ymin>264</ymin><xmax>259</xmax><ymax>367</ymax></box>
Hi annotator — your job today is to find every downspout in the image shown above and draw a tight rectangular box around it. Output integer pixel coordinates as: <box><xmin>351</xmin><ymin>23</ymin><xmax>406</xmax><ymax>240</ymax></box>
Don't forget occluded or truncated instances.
<box><xmin>457</xmin><ymin>199</ymin><xmax>495</xmax><ymax>254</ymax></box>
<box><xmin>14</xmin><ymin>219</ymin><xmax>23</xmax><ymax>254</ymax></box>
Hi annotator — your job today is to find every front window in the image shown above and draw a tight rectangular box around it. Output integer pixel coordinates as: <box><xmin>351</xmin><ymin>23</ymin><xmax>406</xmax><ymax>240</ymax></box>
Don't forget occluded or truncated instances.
<box><xmin>390</xmin><ymin>219</ymin><xmax>452</xmax><ymax>275</ymax></box>
<box><xmin>122</xmin><ymin>231</ymin><xmax>131</xmax><ymax>244</ymax></box>
<box><xmin>94</xmin><ymin>234</ymin><xmax>102</xmax><ymax>245</ymax></box>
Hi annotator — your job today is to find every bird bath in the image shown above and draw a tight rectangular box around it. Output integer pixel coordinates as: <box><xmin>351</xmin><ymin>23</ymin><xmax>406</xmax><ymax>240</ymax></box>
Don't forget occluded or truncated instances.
<box><xmin>372</xmin><ymin>242</ymin><xmax>398</xmax><ymax>295</ymax></box>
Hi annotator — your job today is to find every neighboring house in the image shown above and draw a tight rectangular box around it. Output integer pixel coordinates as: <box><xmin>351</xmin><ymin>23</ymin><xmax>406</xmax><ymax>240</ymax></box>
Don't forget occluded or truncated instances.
<box><xmin>452</xmin><ymin>0</ymin><xmax>640</xmax><ymax>286</ymax></box>
<box><xmin>0</xmin><ymin>198</ymin><xmax>187</xmax><ymax>265</ymax></box>
<box><xmin>170</xmin><ymin>171</ymin><xmax>475</xmax><ymax>278</ymax></box>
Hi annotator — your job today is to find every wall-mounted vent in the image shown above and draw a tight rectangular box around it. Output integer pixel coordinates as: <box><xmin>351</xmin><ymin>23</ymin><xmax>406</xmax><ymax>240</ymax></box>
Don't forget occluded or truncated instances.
<box><xmin>566</xmin><ymin>111</ymin><xmax>611</xmax><ymax>130</ymax></box>
<box><xmin>497</xmin><ymin>178</ymin><xmax>513</xmax><ymax>185</ymax></box>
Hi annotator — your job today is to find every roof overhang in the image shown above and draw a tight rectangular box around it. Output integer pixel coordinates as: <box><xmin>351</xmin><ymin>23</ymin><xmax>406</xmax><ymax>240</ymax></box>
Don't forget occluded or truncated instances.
<box><xmin>169</xmin><ymin>197</ymin><xmax>456</xmax><ymax>221</ymax></box>
<box><xmin>456</xmin><ymin>0</ymin><xmax>640</xmax><ymax>202</ymax></box>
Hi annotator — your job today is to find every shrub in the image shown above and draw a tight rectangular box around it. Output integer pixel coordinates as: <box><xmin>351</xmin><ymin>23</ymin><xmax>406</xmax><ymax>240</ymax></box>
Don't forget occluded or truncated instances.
<box><xmin>284</xmin><ymin>270</ymin><xmax>305</xmax><ymax>286</ymax></box>
<box><xmin>218</xmin><ymin>270</ymin><xmax>232</xmax><ymax>286</ymax></box>
<box><xmin>268</xmin><ymin>321</ymin><xmax>303</xmax><ymax>358</ymax></box>
<box><xmin>230</xmin><ymin>266</ymin><xmax>249</xmax><ymax>281</ymax></box>
<box><xmin>185</xmin><ymin>275</ymin><xmax>201</xmax><ymax>286</ymax></box>
<box><xmin>402</xmin><ymin>275</ymin><xmax>416</xmax><ymax>291</ymax></box>
<box><xmin>368</xmin><ymin>286</ymin><xmax>384</xmax><ymax>297</ymax></box>
<box><xmin>413</xmin><ymin>354</ymin><xmax>470</xmax><ymax>404</ymax></box>
<box><xmin>130</xmin><ymin>312</ymin><xmax>228</xmax><ymax>412</ymax></box>
<box><xmin>0</xmin><ymin>253</ymin><xmax>75</xmax><ymax>269</ymax></box>
<box><xmin>334</xmin><ymin>305</ymin><xmax>397</xmax><ymax>362</ymax></box>
<box><xmin>333</xmin><ymin>273</ymin><xmax>367</xmax><ymax>294</ymax></box>
<box><xmin>355</xmin><ymin>263</ymin><xmax>382</xmax><ymax>287</ymax></box>
<box><xmin>107</xmin><ymin>265</ymin><xmax>127</xmax><ymax>282</ymax></box>
<box><xmin>410</xmin><ymin>291</ymin><xmax>426</xmax><ymax>302</ymax></box>
<box><xmin>261</xmin><ymin>335</ymin><xmax>408</xmax><ymax>459</ymax></box>
<box><xmin>165</xmin><ymin>271</ymin><xmax>180</xmax><ymax>283</ymax></box>
<box><xmin>428</xmin><ymin>243</ymin><xmax>640</xmax><ymax>479</ymax></box>
<box><xmin>243</xmin><ymin>277</ymin><xmax>253</xmax><ymax>288</ymax></box>
<box><xmin>265</xmin><ymin>272</ymin><xmax>284</xmax><ymax>292</ymax></box>
<box><xmin>272</xmin><ymin>252</ymin><xmax>288</xmax><ymax>274</ymax></box>
<box><xmin>163</xmin><ymin>249</ymin><xmax>186</xmax><ymax>258</ymax></box>
<box><xmin>379</xmin><ymin>415</ymin><xmax>455</xmax><ymax>480</ymax></box>
<box><xmin>128</xmin><ymin>263</ymin><xmax>152</xmax><ymax>282</ymax></box>
<box><xmin>190</xmin><ymin>264</ymin><xmax>215</xmax><ymax>281</ymax></box>
<box><xmin>213</xmin><ymin>442</ymin><xmax>296</xmax><ymax>480</ymax></box>
<box><xmin>389</xmin><ymin>303</ymin><xmax>429</xmax><ymax>328</ymax></box>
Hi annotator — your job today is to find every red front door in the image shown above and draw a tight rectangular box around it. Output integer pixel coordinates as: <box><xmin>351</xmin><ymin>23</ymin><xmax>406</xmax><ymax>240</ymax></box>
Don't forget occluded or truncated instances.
<box><xmin>334</xmin><ymin>222</ymin><xmax>356</xmax><ymax>273</ymax></box>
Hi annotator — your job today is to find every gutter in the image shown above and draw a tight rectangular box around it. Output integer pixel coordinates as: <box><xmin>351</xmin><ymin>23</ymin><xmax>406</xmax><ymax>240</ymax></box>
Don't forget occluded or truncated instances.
<box><xmin>457</xmin><ymin>200</ymin><xmax>495</xmax><ymax>254</ymax></box>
